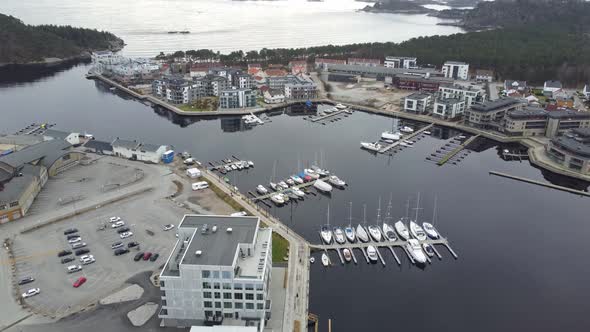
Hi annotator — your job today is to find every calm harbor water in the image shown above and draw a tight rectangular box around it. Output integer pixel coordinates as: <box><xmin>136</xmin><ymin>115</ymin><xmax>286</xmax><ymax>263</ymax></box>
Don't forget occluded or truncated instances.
<box><xmin>1</xmin><ymin>64</ymin><xmax>590</xmax><ymax>331</ymax></box>
<box><xmin>1</xmin><ymin>0</ymin><xmax>463</xmax><ymax>57</ymax></box>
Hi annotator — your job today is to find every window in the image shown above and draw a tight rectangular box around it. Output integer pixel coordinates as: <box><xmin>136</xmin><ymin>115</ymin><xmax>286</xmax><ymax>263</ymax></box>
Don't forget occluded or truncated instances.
<box><xmin>203</xmin><ymin>292</ymin><xmax>211</xmax><ymax>299</ymax></box>
<box><xmin>204</xmin><ymin>310</ymin><xmax>213</xmax><ymax>317</ymax></box>
<box><xmin>161</xmin><ymin>299</ymin><xmax>167</xmax><ymax>306</ymax></box>
<box><xmin>214</xmin><ymin>282</ymin><xmax>220</xmax><ymax>289</ymax></box>
<box><xmin>256</xmin><ymin>284</ymin><xmax>263</xmax><ymax>291</ymax></box>
<box><xmin>214</xmin><ymin>292</ymin><xmax>220</xmax><ymax>299</ymax></box>
<box><xmin>203</xmin><ymin>282</ymin><xmax>211</xmax><ymax>289</ymax></box>
<box><xmin>235</xmin><ymin>302</ymin><xmax>243</xmax><ymax>309</ymax></box>
<box><xmin>224</xmin><ymin>302</ymin><xmax>232</xmax><ymax>309</ymax></box>
<box><xmin>223</xmin><ymin>293</ymin><xmax>232</xmax><ymax>299</ymax></box>
<box><xmin>234</xmin><ymin>283</ymin><xmax>243</xmax><ymax>290</ymax></box>
<box><xmin>245</xmin><ymin>284</ymin><xmax>254</xmax><ymax>290</ymax></box>
<box><xmin>202</xmin><ymin>271</ymin><xmax>210</xmax><ymax>278</ymax></box>
<box><xmin>9</xmin><ymin>201</ymin><xmax>19</xmax><ymax>208</ymax></box>
<box><xmin>215</xmin><ymin>302</ymin><xmax>221</xmax><ymax>308</ymax></box>
<box><xmin>204</xmin><ymin>301</ymin><xmax>212</xmax><ymax>308</ymax></box>
<box><xmin>245</xmin><ymin>293</ymin><xmax>254</xmax><ymax>300</ymax></box>
<box><xmin>256</xmin><ymin>294</ymin><xmax>263</xmax><ymax>301</ymax></box>
<box><xmin>223</xmin><ymin>283</ymin><xmax>231</xmax><ymax>290</ymax></box>
<box><xmin>222</xmin><ymin>271</ymin><xmax>231</xmax><ymax>279</ymax></box>
<box><xmin>224</xmin><ymin>313</ymin><xmax>233</xmax><ymax>318</ymax></box>
<box><xmin>212</xmin><ymin>271</ymin><xmax>220</xmax><ymax>279</ymax></box>
<box><xmin>159</xmin><ymin>281</ymin><xmax>165</xmax><ymax>287</ymax></box>
<box><xmin>246</xmin><ymin>303</ymin><xmax>254</xmax><ymax>310</ymax></box>
<box><xmin>62</xmin><ymin>154</ymin><xmax>71</xmax><ymax>160</ymax></box>
<box><xmin>257</xmin><ymin>303</ymin><xmax>263</xmax><ymax>310</ymax></box>
<box><xmin>215</xmin><ymin>311</ymin><xmax>222</xmax><ymax>317</ymax></box>
<box><xmin>234</xmin><ymin>293</ymin><xmax>243</xmax><ymax>300</ymax></box>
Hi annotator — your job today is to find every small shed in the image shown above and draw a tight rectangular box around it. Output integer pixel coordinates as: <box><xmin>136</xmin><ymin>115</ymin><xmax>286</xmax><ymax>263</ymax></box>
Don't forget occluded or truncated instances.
<box><xmin>186</xmin><ymin>168</ymin><xmax>201</xmax><ymax>178</ymax></box>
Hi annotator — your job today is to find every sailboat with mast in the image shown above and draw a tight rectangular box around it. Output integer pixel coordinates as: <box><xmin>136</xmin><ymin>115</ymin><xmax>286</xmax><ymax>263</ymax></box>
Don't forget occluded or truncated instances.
<box><xmin>320</xmin><ymin>205</ymin><xmax>333</xmax><ymax>244</ymax></box>
<box><xmin>409</xmin><ymin>193</ymin><xmax>427</xmax><ymax>241</ymax></box>
<box><xmin>381</xmin><ymin>117</ymin><xmax>402</xmax><ymax>141</ymax></box>
<box><xmin>382</xmin><ymin>194</ymin><xmax>397</xmax><ymax>241</ymax></box>
<box><xmin>394</xmin><ymin>198</ymin><xmax>411</xmax><ymax>240</ymax></box>
<box><xmin>269</xmin><ymin>160</ymin><xmax>279</xmax><ymax>191</ymax></box>
<box><xmin>368</xmin><ymin>198</ymin><xmax>383</xmax><ymax>242</ymax></box>
<box><xmin>344</xmin><ymin>202</ymin><xmax>356</xmax><ymax>243</ymax></box>
<box><xmin>423</xmin><ymin>195</ymin><xmax>440</xmax><ymax>239</ymax></box>
<box><xmin>356</xmin><ymin>205</ymin><xmax>369</xmax><ymax>243</ymax></box>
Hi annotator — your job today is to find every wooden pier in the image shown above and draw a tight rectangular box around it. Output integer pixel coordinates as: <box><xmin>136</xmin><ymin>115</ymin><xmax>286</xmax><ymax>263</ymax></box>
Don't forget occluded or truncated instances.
<box><xmin>310</xmin><ymin>109</ymin><xmax>347</xmax><ymax>123</ymax></box>
<box><xmin>378</xmin><ymin>124</ymin><xmax>434</xmax><ymax>154</ymax></box>
<box><xmin>489</xmin><ymin>171</ymin><xmax>590</xmax><ymax>197</ymax></box>
<box><xmin>437</xmin><ymin>134</ymin><xmax>480</xmax><ymax>165</ymax></box>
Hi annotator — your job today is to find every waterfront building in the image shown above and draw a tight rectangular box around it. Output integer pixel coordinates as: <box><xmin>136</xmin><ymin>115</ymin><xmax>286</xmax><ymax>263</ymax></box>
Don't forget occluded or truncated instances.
<box><xmin>83</xmin><ymin>140</ymin><xmax>113</xmax><ymax>155</ymax></box>
<box><xmin>347</xmin><ymin>58</ymin><xmax>381</xmax><ymax>67</ymax></box>
<box><xmin>503</xmin><ymin>106</ymin><xmax>549</xmax><ymax>137</ymax></box>
<box><xmin>219</xmin><ymin>89</ymin><xmax>257</xmax><ymax>109</ymax></box>
<box><xmin>0</xmin><ymin>140</ymin><xmax>83</xmax><ymax>223</ymax></box>
<box><xmin>193</xmin><ymin>75</ymin><xmax>230</xmax><ymax>98</ymax></box>
<box><xmin>232</xmin><ymin>73</ymin><xmax>253</xmax><ymax>90</ymax></box>
<box><xmin>441</xmin><ymin>61</ymin><xmax>469</xmax><ymax>80</ymax></box>
<box><xmin>545</xmin><ymin>128</ymin><xmax>590</xmax><ymax>175</ymax></box>
<box><xmin>464</xmin><ymin>98</ymin><xmax>524</xmax><ymax>130</ymax></box>
<box><xmin>152</xmin><ymin>76</ymin><xmax>198</xmax><ymax>104</ymax></box>
<box><xmin>42</xmin><ymin>129</ymin><xmax>81</xmax><ymax>146</ymax></box>
<box><xmin>545</xmin><ymin>109</ymin><xmax>590</xmax><ymax>138</ymax></box>
<box><xmin>158</xmin><ymin>215</ymin><xmax>272</xmax><ymax>329</ymax></box>
<box><xmin>91</xmin><ymin>51</ymin><xmax>160</xmax><ymax>80</ymax></box>
<box><xmin>263</xmin><ymin>90</ymin><xmax>285</xmax><ymax>104</ymax></box>
<box><xmin>432</xmin><ymin>98</ymin><xmax>466</xmax><ymax>119</ymax></box>
<box><xmin>288</xmin><ymin>60</ymin><xmax>308</xmax><ymax>75</ymax></box>
<box><xmin>392</xmin><ymin>74</ymin><xmax>453</xmax><ymax>92</ymax></box>
<box><xmin>403</xmin><ymin>93</ymin><xmax>432</xmax><ymax>114</ymax></box>
<box><xmin>284</xmin><ymin>76</ymin><xmax>317</xmax><ymax>100</ymax></box>
<box><xmin>384</xmin><ymin>56</ymin><xmax>417</xmax><ymax>69</ymax></box>
<box><xmin>112</xmin><ymin>139</ymin><xmax>169</xmax><ymax>163</ymax></box>
<box><xmin>475</xmin><ymin>69</ymin><xmax>494</xmax><ymax>83</ymax></box>
<box><xmin>543</xmin><ymin>80</ymin><xmax>563</xmax><ymax>97</ymax></box>
<box><xmin>438</xmin><ymin>84</ymin><xmax>486</xmax><ymax>107</ymax></box>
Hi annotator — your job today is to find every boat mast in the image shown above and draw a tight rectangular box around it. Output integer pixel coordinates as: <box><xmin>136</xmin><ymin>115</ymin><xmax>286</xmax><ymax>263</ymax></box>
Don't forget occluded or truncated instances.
<box><xmin>404</xmin><ymin>197</ymin><xmax>410</xmax><ymax>222</ymax></box>
<box><xmin>376</xmin><ymin>197</ymin><xmax>381</xmax><ymax>225</ymax></box>
<box><xmin>413</xmin><ymin>192</ymin><xmax>423</xmax><ymax>222</ymax></box>
<box><xmin>432</xmin><ymin>195</ymin><xmax>438</xmax><ymax>226</ymax></box>
<box><xmin>348</xmin><ymin>202</ymin><xmax>353</xmax><ymax>227</ymax></box>
<box><xmin>385</xmin><ymin>193</ymin><xmax>393</xmax><ymax>223</ymax></box>
<box><xmin>363</xmin><ymin>204</ymin><xmax>367</xmax><ymax>226</ymax></box>
<box><xmin>326</xmin><ymin>205</ymin><xmax>330</xmax><ymax>228</ymax></box>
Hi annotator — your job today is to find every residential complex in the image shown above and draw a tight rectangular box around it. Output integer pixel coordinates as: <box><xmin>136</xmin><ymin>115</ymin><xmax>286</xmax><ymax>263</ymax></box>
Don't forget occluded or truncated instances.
<box><xmin>546</xmin><ymin>128</ymin><xmax>590</xmax><ymax>175</ymax></box>
<box><xmin>438</xmin><ymin>84</ymin><xmax>486</xmax><ymax>107</ymax></box>
<box><xmin>464</xmin><ymin>98</ymin><xmax>525</xmax><ymax>130</ymax></box>
<box><xmin>220</xmin><ymin>89</ymin><xmax>257</xmax><ymax>109</ymax></box>
<box><xmin>267</xmin><ymin>75</ymin><xmax>317</xmax><ymax>100</ymax></box>
<box><xmin>384</xmin><ymin>56</ymin><xmax>417</xmax><ymax>69</ymax></box>
<box><xmin>432</xmin><ymin>98</ymin><xmax>466</xmax><ymax>119</ymax></box>
<box><xmin>158</xmin><ymin>215</ymin><xmax>272</xmax><ymax>329</ymax></box>
<box><xmin>403</xmin><ymin>93</ymin><xmax>432</xmax><ymax>114</ymax></box>
<box><xmin>442</xmin><ymin>61</ymin><xmax>469</xmax><ymax>80</ymax></box>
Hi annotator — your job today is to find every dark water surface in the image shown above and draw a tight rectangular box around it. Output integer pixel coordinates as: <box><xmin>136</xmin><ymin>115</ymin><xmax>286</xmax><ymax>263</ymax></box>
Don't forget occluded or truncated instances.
<box><xmin>1</xmin><ymin>65</ymin><xmax>590</xmax><ymax>332</ymax></box>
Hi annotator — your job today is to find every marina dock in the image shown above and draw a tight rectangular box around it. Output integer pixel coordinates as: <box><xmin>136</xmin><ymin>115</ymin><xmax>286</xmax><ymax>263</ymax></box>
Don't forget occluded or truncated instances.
<box><xmin>310</xmin><ymin>109</ymin><xmax>348</xmax><ymax>123</ymax></box>
<box><xmin>378</xmin><ymin>124</ymin><xmax>434</xmax><ymax>154</ymax></box>
<box><xmin>437</xmin><ymin>134</ymin><xmax>480</xmax><ymax>165</ymax></box>
<box><xmin>251</xmin><ymin>176</ymin><xmax>330</xmax><ymax>202</ymax></box>
<box><xmin>489</xmin><ymin>171</ymin><xmax>590</xmax><ymax>197</ymax></box>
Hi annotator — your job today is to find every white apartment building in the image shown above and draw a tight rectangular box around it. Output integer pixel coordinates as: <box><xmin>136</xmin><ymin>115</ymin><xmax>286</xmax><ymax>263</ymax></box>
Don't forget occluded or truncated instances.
<box><xmin>403</xmin><ymin>93</ymin><xmax>432</xmax><ymax>114</ymax></box>
<box><xmin>584</xmin><ymin>84</ymin><xmax>590</xmax><ymax>99</ymax></box>
<box><xmin>384</xmin><ymin>56</ymin><xmax>417</xmax><ymax>69</ymax></box>
<box><xmin>438</xmin><ymin>84</ymin><xmax>485</xmax><ymax>107</ymax></box>
<box><xmin>159</xmin><ymin>215</ymin><xmax>272</xmax><ymax>329</ymax></box>
<box><xmin>442</xmin><ymin>61</ymin><xmax>469</xmax><ymax>80</ymax></box>
<box><xmin>432</xmin><ymin>98</ymin><xmax>466</xmax><ymax>119</ymax></box>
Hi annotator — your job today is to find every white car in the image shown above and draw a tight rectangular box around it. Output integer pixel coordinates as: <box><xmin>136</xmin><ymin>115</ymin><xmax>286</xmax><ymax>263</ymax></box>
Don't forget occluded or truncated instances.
<box><xmin>119</xmin><ymin>231</ymin><xmax>133</xmax><ymax>239</ymax></box>
<box><xmin>111</xmin><ymin>221</ymin><xmax>125</xmax><ymax>228</ymax></box>
<box><xmin>68</xmin><ymin>237</ymin><xmax>81</xmax><ymax>244</ymax></box>
<box><xmin>79</xmin><ymin>254</ymin><xmax>94</xmax><ymax>261</ymax></box>
<box><xmin>22</xmin><ymin>288</ymin><xmax>40</xmax><ymax>298</ymax></box>
<box><xmin>67</xmin><ymin>265</ymin><xmax>82</xmax><ymax>273</ymax></box>
<box><xmin>163</xmin><ymin>224</ymin><xmax>175</xmax><ymax>231</ymax></box>
<box><xmin>230</xmin><ymin>211</ymin><xmax>247</xmax><ymax>217</ymax></box>
<box><xmin>109</xmin><ymin>216</ymin><xmax>121</xmax><ymax>223</ymax></box>
<box><xmin>81</xmin><ymin>257</ymin><xmax>96</xmax><ymax>265</ymax></box>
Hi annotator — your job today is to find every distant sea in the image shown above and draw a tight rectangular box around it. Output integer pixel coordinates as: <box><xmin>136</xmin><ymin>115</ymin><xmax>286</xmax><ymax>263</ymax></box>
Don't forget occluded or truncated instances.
<box><xmin>2</xmin><ymin>0</ymin><xmax>463</xmax><ymax>57</ymax></box>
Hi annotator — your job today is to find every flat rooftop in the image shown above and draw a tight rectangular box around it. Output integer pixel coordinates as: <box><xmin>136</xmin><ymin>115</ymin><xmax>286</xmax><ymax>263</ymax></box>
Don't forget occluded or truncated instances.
<box><xmin>180</xmin><ymin>215</ymin><xmax>258</xmax><ymax>267</ymax></box>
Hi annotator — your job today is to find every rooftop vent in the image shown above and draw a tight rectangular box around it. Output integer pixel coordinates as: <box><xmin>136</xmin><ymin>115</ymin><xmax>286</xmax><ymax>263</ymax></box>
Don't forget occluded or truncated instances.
<box><xmin>212</xmin><ymin>225</ymin><xmax>218</xmax><ymax>233</ymax></box>
<box><xmin>195</xmin><ymin>250</ymin><xmax>202</xmax><ymax>256</ymax></box>
<box><xmin>226</xmin><ymin>227</ymin><xmax>233</xmax><ymax>233</ymax></box>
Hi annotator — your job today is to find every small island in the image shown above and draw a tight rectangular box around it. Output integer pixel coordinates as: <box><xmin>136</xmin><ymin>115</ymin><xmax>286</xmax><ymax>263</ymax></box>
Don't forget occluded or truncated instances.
<box><xmin>0</xmin><ymin>13</ymin><xmax>124</xmax><ymax>66</ymax></box>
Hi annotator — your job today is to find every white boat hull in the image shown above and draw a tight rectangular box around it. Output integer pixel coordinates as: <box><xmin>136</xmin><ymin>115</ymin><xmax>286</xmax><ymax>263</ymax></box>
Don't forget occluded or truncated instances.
<box><xmin>410</xmin><ymin>221</ymin><xmax>427</xmax><ymax>241</ymax></box>
<box><xmin>366</xmin><ymin>245</ymin><xmax>378</xmax><ymax>262</ymax></box>
<box><xmin>394</xmin><ymin>221</ymin><xmax>410</xmax><ymax>241</ymax></box>
<box><xmin>356</xmin><ymin>224</ymin><xmax>369</xmax><ymax>243</ymax></box>
<box><xmin>345</xmin><ymin>227</ymin><xmax>355</xmax><ymax>243</ymax></box>
<box><xmin>368</xmin><ymin>226</ymin><xmax>382</xmax><ymax>242</ymax></box>
<box><xmin>313</xmin><ymin>179</ymin><xmax>333</xmax><ymax>192</ymax></box>
<box><xmin>407</xmin><ymin>239</ymin><xmax>427</xmax><ymax>264</ymax></box>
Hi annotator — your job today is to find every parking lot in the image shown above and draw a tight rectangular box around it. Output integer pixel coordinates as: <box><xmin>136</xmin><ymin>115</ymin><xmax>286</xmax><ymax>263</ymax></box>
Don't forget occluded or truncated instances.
<box><xmin>12</xmin><ymin>193</ymin><xmax>186</xmax><ymax>318</ymax></box>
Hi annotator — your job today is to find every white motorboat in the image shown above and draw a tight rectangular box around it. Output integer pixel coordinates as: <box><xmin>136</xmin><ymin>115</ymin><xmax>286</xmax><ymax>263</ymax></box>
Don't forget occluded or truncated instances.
<box><xmin>284</xmin><ymin>190</ymin><xmax>298</xmax><ymax>200</ymax></box>
<box><xmin>311</xmin><ymin>165</ymin><xmax>329</xmax><ymax>176</ymax></box>
<box><xmin>342</xmin><ymin>248</ymin><xmax>352</xmax><ymax>262</ymax></box>
<box><xmin>406</xmin><ymin>239</ymin><xmax>427</xmax><ymax>264</ymax></box>
<box><xmin>409</xmin><ymin>221</ymin><xmax>427</xmax><ymax>241</ymax></box>
<box><xmin>270</xmin><ymin>194</ymin><xmax>284</xmax><ymax>205</ymax></box>
<box><xmin>278</xmin><ymin>181</ymin><xmax>289</xmax><ymax>189</ymax></box>
<box><xmin>356</xmin><ymin>224</ymin><xmax>369</xmax><ymax>243</ymax></box>
<box><xmin>381</xmin><ymin>131</ymin><xmax>402</xmax><ymax>141</ymax></box>
<box><xmin>248</xmin><ymin>161</ymin><xmax>254</xmax><ymax>167</ymax></box>
<box><xmin>360</xmin><ymin>142</ymin><xmax>382</xmax><ymax>152</ymax></box>
<box><xmin>236</xmin><ymin>163</ymin><xmax>243</xmax><ymax>170</ymax></box>
<box><xmin>327</xmin><ymin>175</ymin><xmax>345</xmax><ymax>187</ymax></box>
<box><xmin>382</xmin><ymin>223</ymin><xmax>397</xmax><ymax>241</ymax></box>
<box><xmin>313</xmin><ymin>179</ymin><xmax>333</xmax><ymax>193</ymax></box>
<box><xmin>321</xmin><ymin>253</ymin><xmax>330</xmax><ymax>266</ymax></box>
<box><xmin>291</xmin><ymin>175</ymin><xmax>304</xmax><ymax>184</ymax></box>
<box><xmin>424</xmin><ymin>131</ymin><xmax>431</xmax><ymax>135</ymax></box>
<box><xmin>368</xmin><ymin>225</ymin><xmax>382</xmax><ymax>242</ymax></box>
<box><xmin>320</xmin><ymin>226</ymin><xmax>333</xmax><ymax>244</ymax></box>
<box><xmin>366</xmin><ymin>245</ymin><xmax>378</xmax><ymax>262</ymax></box>
<box><xmin>422</xmin><ymin>222</ymin><xmax>439</xmax><ymax>239</ymax></box>
<box><xmin>286</xmin><ymin>178</ymin><xmax>295</xmax><ymax>186</ymax></box>
<box><xmin>344</xmin><ymin>226</ymin><xmax>355</xmax><ymax>243</ymax></box>
<box><xmin>269</xmin><ymin>182</ymin><xmax>279</xmax><ymax>191</ymax></box>
<box><xmin>400</xmin><ymin>126</ymin><xmax>414</xmax><ymax>133</ymax></box>
<box><xmin>279</xmin><ymin>193</ymin><xmax>290</xmax><ymax>202</ymax></box>
<box><xmin>224</xmin><ymin>165</ymin><xmax>232</xmax><ymax>172</ymax></box>
<box><xmin>309</xmin><ymin>257</ymin><xmax>315</xmax><ymax>264</ymax></box>
<box><xmin>335</xmin><ymin>103</ymin><xmax>347</xmax><ymax>110</ymax></box>
<box><xmin>403</xmin><ymin>140</ymin><xmax>414</xmax><ymax>145</ymax></box>
<box><xmin>292</xmin><ymin>187</ymin><xmax>305</xmax><ymax>197</ymax></box>
<box><xmin>256</xmin><ymin>185</ymin><xmax>268</xmax><ymax>194</ymax></box>
<box><xmin>333</xmin><ymin>227</ymin><xmax>346</xmax><ymax>244</ymax></box>
<box><xmin>241</xmin><ymin>161</ymin><xmax>249</xmax><ymax>168</ymax></box>
<box><xmin>399</xmin><ymin>142</ymin><xmax>412</xmax><ymax>148</ymax></box>
<box><xmin>423</xmin><ymin>243</ymin><xmax>435</xmax><ymax>257</ymax></box>
<box><xmin>394</xmin><ymin>220</ymin><xmax>410</xmax><ymax>240</ymax></box>
<box><xmin>324</xmin><ymin>107</ymin><xmax>337</xmax><ymax>114</ymax></box>
<box><xmin>382</xmin><ymin>139</ymin><xmax>394</xmax><ymax>144</ymax></box>
<box><xmin>231</xmin><ymin>164</ymin><xmax>237</xmax><ymax>170</ymax></box>
<box><xmin>304</xmin><ymin>168</ymin><xmax>320</xmax><ymax>179</ymax></box>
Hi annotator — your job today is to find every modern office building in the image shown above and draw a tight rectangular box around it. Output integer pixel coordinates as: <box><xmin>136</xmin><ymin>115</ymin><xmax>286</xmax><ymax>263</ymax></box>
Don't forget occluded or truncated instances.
<box><xmin>158</xmin><ymin>215</ymin><xmax>272</xmax><ymax>329</ymax></box>
<box><xmin>384</xmin><ymin>56</ymin><xmax>417</xmax><ymax>69</ymax></box>
<box><xmin>442</xmin><ymin>61</ymin><xmax>469</xmax><ymax>80</ymax></box>
<box><xmin>219</xmin><ymin>89</ymin><xmax>257</xmax><ymax>109</ymax></box>
<box><xmin>403</xmin><ymin>93</ymin><xmax>432</xmax><ymax>114</ymax></box>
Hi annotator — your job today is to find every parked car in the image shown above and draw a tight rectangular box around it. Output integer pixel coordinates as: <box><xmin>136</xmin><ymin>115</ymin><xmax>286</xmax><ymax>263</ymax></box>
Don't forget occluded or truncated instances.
<box><xmin>79</xmin><ymin>254</ymin><xmax>93</xmax><ymax>261</ymax></box>
<box><xmin>142</xmin><ymin>252</ymin><xmax>152</xmax><ymax>261</ymax></box>
<box><xmin>117</xmin><ymin>227</ymin><xmax>130</xmax><ymax>234</ymax></box>
<box><xmin>134</xmin><ymin>252</ymin><xmax>144</xmax><ymax>261</ymax></box>
<box><xmin>80</xmin><ymin>255</ymin><xmax>95</xmax><ymax>265</ymax></box>
<box><xmin>127</xmin><ymin>241</ymin><xmax>140</xmax><ymax>248</ymax></box>
<box><xmin>71</xmin><ymin>242</ymin><xmax>87</xmax><ymax>249</ymax></box>
<box><xmin>22</xmin><ymin>288</ymin><xmax>40</xmax><ymax>298</ymax></box>
<box><xmin>63</xmin><ymin>228</ymin><xmax>78</xmax><ymax>235</ymax></box>
<box><xmin>18</xmin><ymin>276</ymin><xmax>35</xmax><ymax>285</ymax></box>
<box><xmin>111</xmin><ymin>221</ymin><xmax>125</xmax><ymax>228</ymax></box>
<box><xmin>57</xmin><ymin>250</ymin><xmax>72</xmax><ymax>257</ymax></box>
<box><xmin>73</xmin><ymin>277</ymin><xmax>87</xmax><ymax>288</ymax></box>
<box><xmin>109</xmin><ymin>216</ymin><xmax>121</xmax><ymax>223</ymax></box>
<box><xmin>119</xmin><ymin>231</ymin><xmax>133</xmax><ymax>239</ymax></box>
<box><xmin>68</xmin><ymin>237</ymin><xmax>81</xmax><ymax>244</ymax></box>
<box><xmin>74</xmin><ymin>249</ymin><xmax>90</xmax><ymax>256</ymax></box>
<box><xmin>114</xmin><ymin>248</ymin><xmax>129</xmax><ymax>256</ymax></box>
<box><xmin>67</xmin><ymin>265</ymin><xmax>82</xmax><ymax>273</ymax></box>
<box><xmin>111</xmin><ymin>242</ymin><xmax>124</xmax><ymax>249</ymax></box>
<box><xmin>162</xmin><ymin>224</ymin><xmax>175</xmax><ymax>231</ymax></box>
<box><xmin>61</xmin><ymin>257</ymin><xmax>75</xmax><ymax>264</ymax></box>
<box><xmin>66</xmin><ymin>234</ymin><xmax>81</xmax><ymax>240</ymax></box>
<box><xmin>149</xmin><ymin>253</ymin><xmax>159</xmax><ymax>262</ymax></box>
<box><xmin>230</xmin><ymin>211</ymin><xmax>247</xmax><ymax>217</ymax></box>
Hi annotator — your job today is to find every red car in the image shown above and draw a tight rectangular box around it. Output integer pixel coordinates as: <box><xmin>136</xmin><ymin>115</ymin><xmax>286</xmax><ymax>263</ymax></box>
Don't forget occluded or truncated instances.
<box><xmin>73</xmin><ymin>277</ymin><xmax>87</xmax><ymax>288</ymax></box>
<box><xmin>143</xmin><ymin>252</ymin><xmax>152</xmax><ymax>261</ymax></box>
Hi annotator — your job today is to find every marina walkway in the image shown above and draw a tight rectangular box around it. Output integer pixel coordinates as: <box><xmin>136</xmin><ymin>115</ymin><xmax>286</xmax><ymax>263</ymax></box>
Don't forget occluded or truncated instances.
<box><xmin>437</xmin><ymin>134</ymin><xmax>480</xmax><ymax>165</ymax></box>
<box><xmin>378</xmin><ymin>124</ymin><xmax>434</xmax><ymax>153</ymax></box>
<box><xmin>310</xmin><ymin>109</ymin><xmax>348</xmax><ymax>122</ymax></box>
<box><xmin>489</xmin><ymin>171</ymin><xmax>590</xmax><ymax>197</ymax></box>
<box><xmin>251</xmin><ymin>177</ymin><xmax>329</xmax><ymax>201</ymax></box>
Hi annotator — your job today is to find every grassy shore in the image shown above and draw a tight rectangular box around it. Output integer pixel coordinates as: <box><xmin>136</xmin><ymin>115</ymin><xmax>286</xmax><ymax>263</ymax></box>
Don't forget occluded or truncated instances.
<box><xmin>272</xmin><ymin>232</ymin><xmax>289</xmax><ymax>263</ymax></box>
